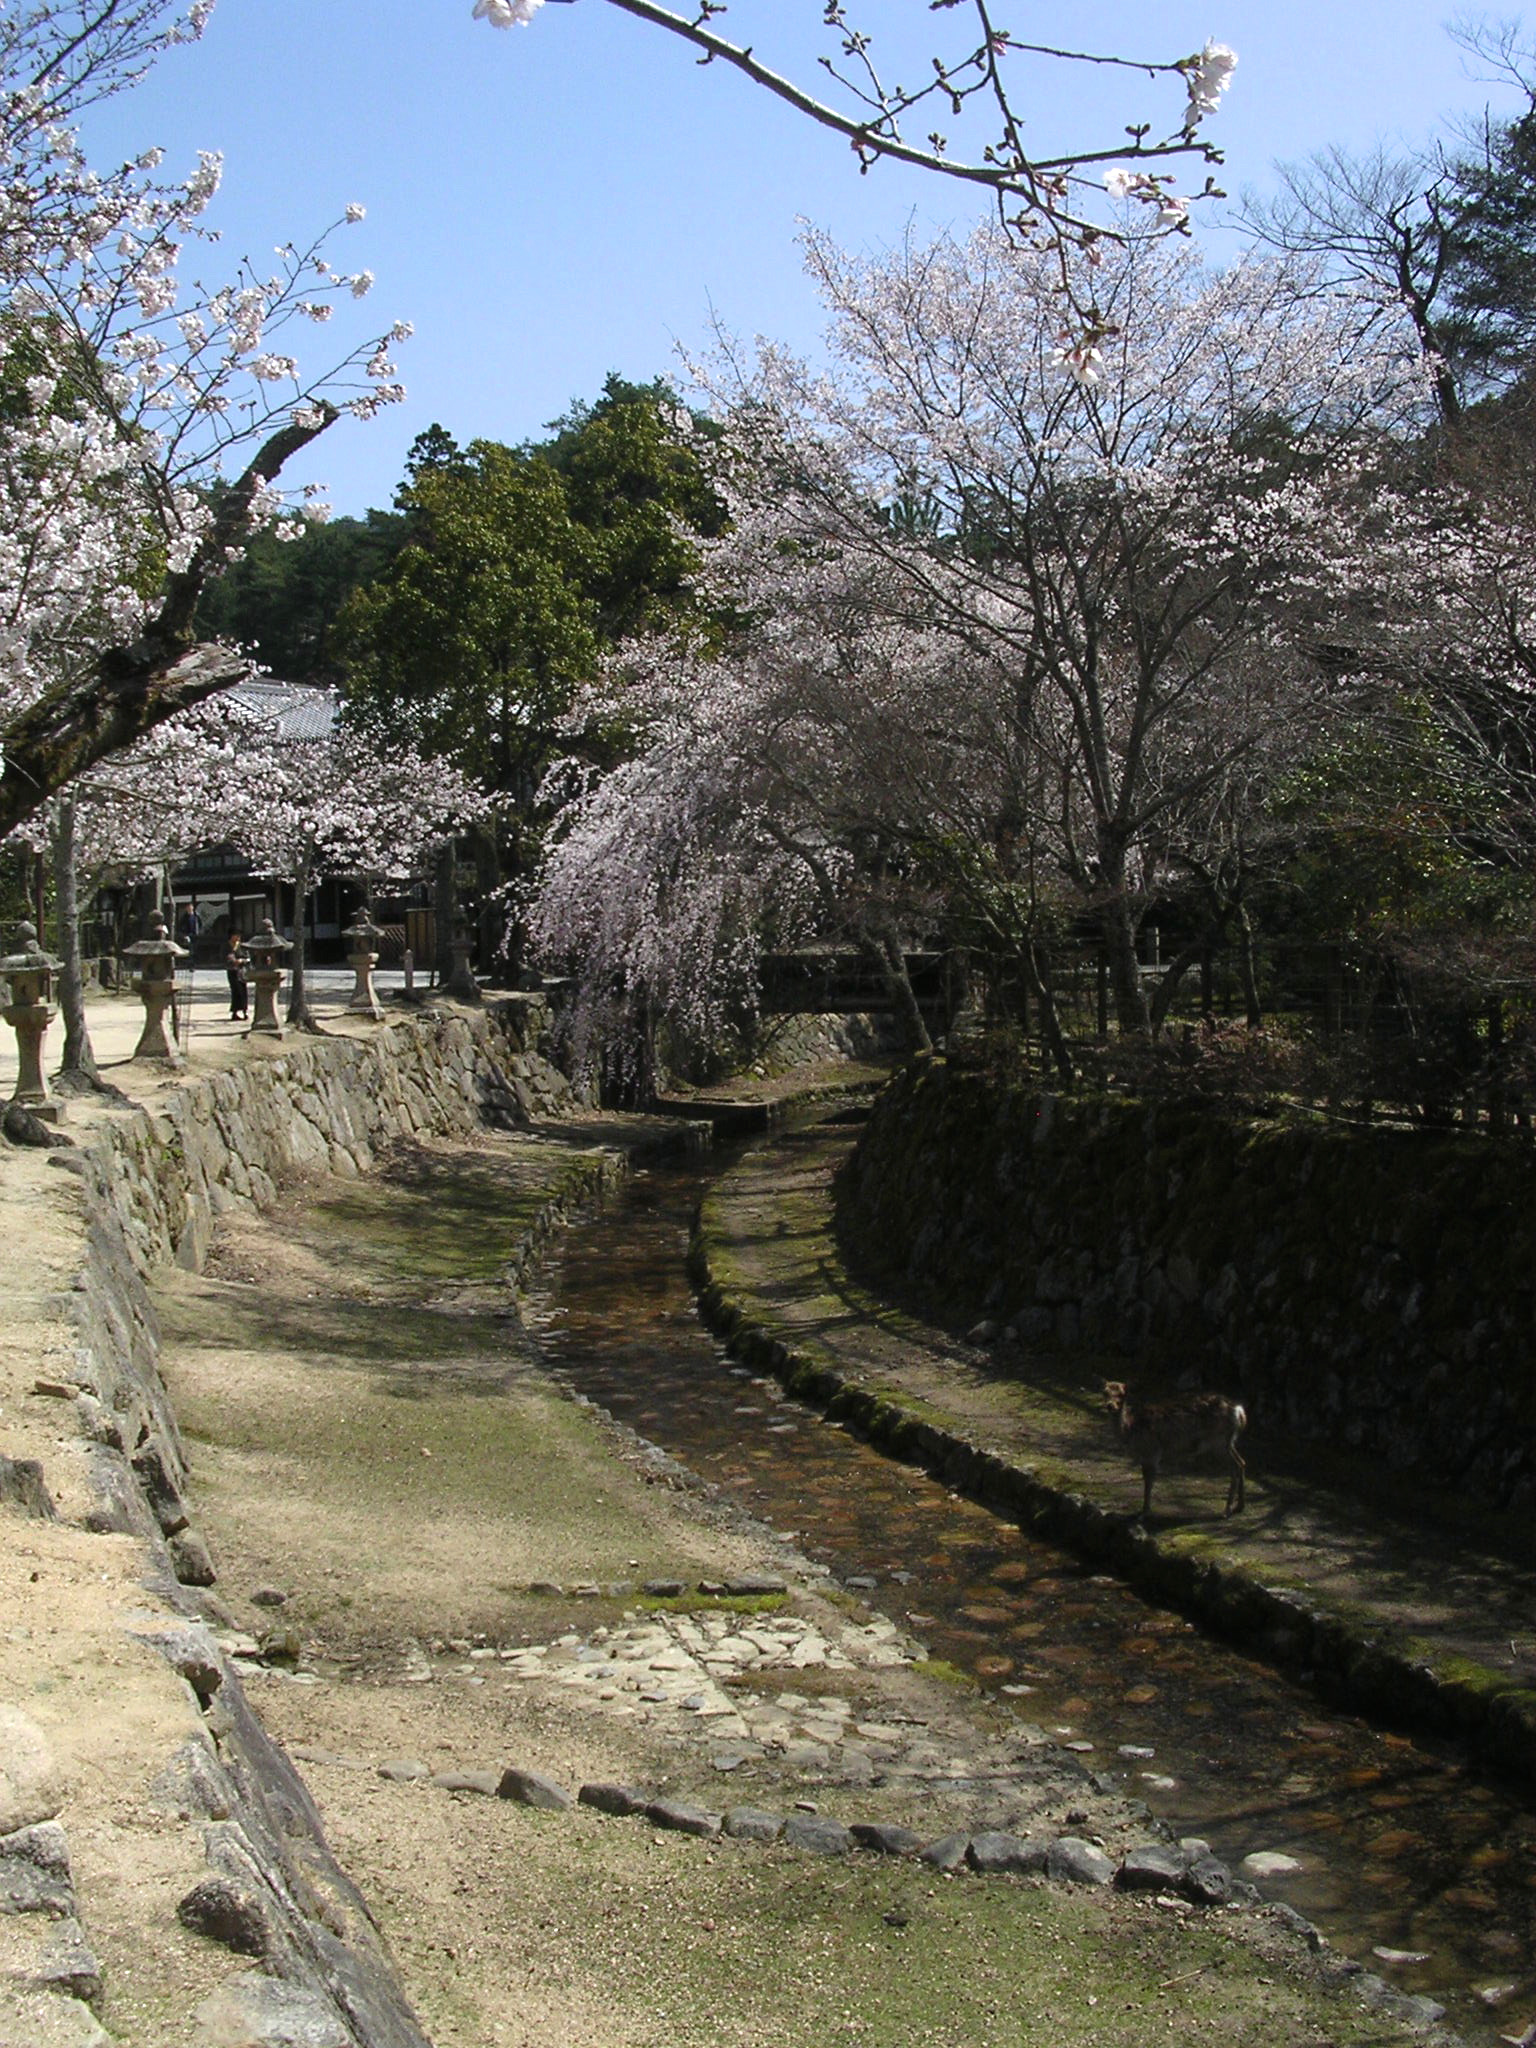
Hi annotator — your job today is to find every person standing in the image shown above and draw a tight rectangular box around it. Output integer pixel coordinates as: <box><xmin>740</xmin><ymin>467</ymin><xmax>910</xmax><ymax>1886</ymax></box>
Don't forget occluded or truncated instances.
<box><xmin>225</xmin><ymin>933</ymin><xmax>248</xmax><ymax>1020</ymax></box>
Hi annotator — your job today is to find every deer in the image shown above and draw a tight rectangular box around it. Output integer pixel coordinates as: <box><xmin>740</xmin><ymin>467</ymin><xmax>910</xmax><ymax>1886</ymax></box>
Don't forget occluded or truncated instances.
<box><xmin>1102</xmin><ymin>1380</ymin><xmax>1247</xmax><ymax>1522</ymax></box>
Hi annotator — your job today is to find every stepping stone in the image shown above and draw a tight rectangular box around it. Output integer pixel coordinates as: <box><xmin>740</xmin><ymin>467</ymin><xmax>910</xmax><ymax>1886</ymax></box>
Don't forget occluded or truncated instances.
<box><xmin>0</xmin><ymin>1820</ymin><xmax>73</xmax><ymax>1916</ymax></box>
<box><xmin>0</xmin><ymin>1710</ymin><xmax>65</xmax><ymax>1835</ymax></box>
<box><xmin>919</xmin><ymin>1833</ymin><xmax>970</xmax><ymax>1871</ymax></box>
<box><xmin>431</xmin><ymin>1771</ymin><xmax>501</xmax><ymax>1797</ymax></box>
<box><xmin>783</xmin><ymin>1813</ymin><xmax>853</xmax><ymax>1856</ymax></box>
<box><xmin>783</xmin><ymin>1744</ymin><xmax>831</xmax><ymax>1771</ymax></box>
<box><xmin>969</xmin><ymin>1831</ymin><xmax>1047</xmax><ymax>1875</ymax></box>
<box><xmin>578</xmin><ymin>1783</ymin><xmax>646</xmax><ymax>1816</ymax></box>
<box><xmin>646</xmin><ymin>1799</ymin><xmax>722</xmax><ymax>1839</ymax></box>
<box><xmin>497</xmin><ymin>1768</ymin><xmax>573</xmax><ymax>1811</ymax></box>
<box><xmin>643</xmin><ymin>1580</ymin><xmax>685</xmax><ymax>1598</ymax></box>
<box><xmin>850</xmin><ymin>1822</ymin><xmax>923</xmax><ymax>1857</ymax></box>
<box><xmin>1117</xmin><ymin>1844</ymin><xmax>1189</xmax><ymax>1892</ymax></box>
<box><xmin>798</xmin><ymin>1718</ymin><xmax>845</xmax><ymax>1745</ymax></box>
<box><xmin>28</xmin><ymin>1917</ymin><xmax>102</xmax><ymax>2002</ymax></box>
<box><xmin>1047</xmin><ymin>1837</ymin><xmax>1115</xmax><ymax>1887</ymax></box>
<box><xmin>723</xmin><ymin>1807</ymin><xmax>784</xmax><ymax>1842</ymax></box>
<box><xmin>196</xmin><ymin>1975</ymin><xmax>351</xmax><ymax>2048</ymax></box>
<box><xmin>727</xmin><ymin>1577</ymin><xmax>787</xmax><ymax>1596</ymax></box>
<box><xmin>1182</xmin><ymin>1855</ymin><xmax>1233</xmax><ymax>1906</ymax></box>
<box><xmin>176</xmin><ymin>1875</ymin><xmax>271</xmax><ymax>1957</ymax></box>
<box><xmin>1242</xmin><ymin>1850</ymin><xmax>1302</xmax><ymax>1877</ymax></box>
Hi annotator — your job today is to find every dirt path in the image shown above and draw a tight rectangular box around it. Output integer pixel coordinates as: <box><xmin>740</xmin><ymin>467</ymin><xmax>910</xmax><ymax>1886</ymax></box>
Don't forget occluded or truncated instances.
<box><xmin>145</xmin><ymin>1127</ymin><xmax>1443</xmax><ymax>2048</ymax></box>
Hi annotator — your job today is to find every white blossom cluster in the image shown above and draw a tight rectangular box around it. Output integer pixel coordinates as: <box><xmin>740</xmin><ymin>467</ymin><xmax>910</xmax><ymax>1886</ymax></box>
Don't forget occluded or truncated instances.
<box><xmin>34</xmin><ymin>686</ymin><xmax>488</xmax><ymax>953</ymax></box>
<box><xmin>533</xmin><ymin>221</ymin><xmax>1441</xmax><ymax>1048</ymax></box>
<box><xmin>0</xmin><ymin>0</ymin><xmax>411</xmax><ymax>795</ymax></box>
<box><xmin>472</xmin><ymin>0</ymin><xmax>545</xmax><ymax>25</ymax></box>
<box><xmin>1181</xmin><ymin>40</ymin><xmax>1238</xmax><ymax>133</ymax></box>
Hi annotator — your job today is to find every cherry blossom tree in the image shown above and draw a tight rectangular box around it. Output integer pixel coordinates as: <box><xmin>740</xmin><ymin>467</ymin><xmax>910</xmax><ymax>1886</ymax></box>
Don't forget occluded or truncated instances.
<box><xmin>0</xmin><ymin>0</ymin><xmax>410</xmax><ymax>841</ymax></box>
<box><xmin>535</xmin><ymin>223</ymin><xmax>1437</xmax><ymax>1060</ymax></box>
<box><xmin>36</xmin><ymin>688</ymin><xmax>258</xmax><ymax>1077</ymax></box>
<box><xmin>219</xmin><ymin>691</ymin><xmax>489</xmax><ymax>1030</ymax></box>
<box><xmin>530</xmin><ymin>647</ymin><xmax>841</xmax><ymax>1089</ymax></box>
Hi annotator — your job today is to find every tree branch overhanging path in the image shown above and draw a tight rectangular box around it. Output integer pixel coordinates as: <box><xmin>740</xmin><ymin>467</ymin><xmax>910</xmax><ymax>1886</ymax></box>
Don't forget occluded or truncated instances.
<box><xmin>0</xmin><ymin>410</ymin><xmax>336</xmax><ymax>843</ymax></box>
<box><xmin>477</xmin><ymin>0</ymin><xmax>1238</xmax><ymax>248</ymax></box>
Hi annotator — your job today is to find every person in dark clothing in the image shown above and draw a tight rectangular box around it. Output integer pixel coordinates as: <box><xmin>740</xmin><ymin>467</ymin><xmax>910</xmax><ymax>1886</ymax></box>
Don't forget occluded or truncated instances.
<box><xmin>225</xmin><ymin>933</ymin><xmax>248</xmax><ymax>1019</ymax></box>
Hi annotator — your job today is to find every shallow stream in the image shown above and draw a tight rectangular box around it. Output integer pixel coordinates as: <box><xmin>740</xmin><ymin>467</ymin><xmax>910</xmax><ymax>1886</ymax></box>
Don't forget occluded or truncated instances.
<box><xmin>516</xmin><ymin>1126</ymin><xmax>1534</xmax><ymax>2044</ymax></box>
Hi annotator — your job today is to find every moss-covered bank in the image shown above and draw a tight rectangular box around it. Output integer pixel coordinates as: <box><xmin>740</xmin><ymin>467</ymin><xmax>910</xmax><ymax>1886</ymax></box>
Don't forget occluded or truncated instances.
<box><xmin>836</xmin><ymin>1061</ymin><xmax>1536</xmax><ymax>1511</ymax></box>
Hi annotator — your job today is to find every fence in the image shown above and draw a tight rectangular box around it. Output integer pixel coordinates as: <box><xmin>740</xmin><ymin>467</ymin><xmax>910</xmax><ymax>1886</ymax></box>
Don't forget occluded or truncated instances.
<box><xmin>959</xmin><ymin>934</ymin><xmax>1536</xmax><ymax>1135</ymax></box>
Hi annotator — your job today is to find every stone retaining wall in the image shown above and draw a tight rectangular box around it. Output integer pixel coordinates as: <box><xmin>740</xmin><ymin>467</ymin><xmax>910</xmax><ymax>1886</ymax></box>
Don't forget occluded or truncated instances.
<box><xmin>837</xmin><ymin>1060</ymin><xmax>1536</xmax><ymax>1512</ymax></box>
<box><xmin>33</xmin><ymin>997</ymin><xmax>576</xmax><ymax>2048</ymax></box>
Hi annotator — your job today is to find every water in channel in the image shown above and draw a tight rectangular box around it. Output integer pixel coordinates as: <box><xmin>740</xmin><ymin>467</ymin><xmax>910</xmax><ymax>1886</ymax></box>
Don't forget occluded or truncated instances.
<box><xmin>516</xmin><ymin>1126</ymin><xmax>1534</xmax><ymax>2044</ymax></box>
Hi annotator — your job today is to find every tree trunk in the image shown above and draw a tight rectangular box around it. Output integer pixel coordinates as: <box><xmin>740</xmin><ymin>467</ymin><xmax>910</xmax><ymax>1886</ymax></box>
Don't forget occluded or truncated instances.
<box><xmin>473</xmin><ymin>821</ymin><xmax>503</xmax><ymax>985</ymax></box>
<box><xmin>1148</xmin><ymin>942</ymin><xmax>1207</xmax><ymax>1037</ymax></box>
<box><xmin>1020</xmin><ymin>939</ymin><xmax>1074</xmax><ymax>1082</ymax></box>
<box><xmin>432</xmin><ymin>839</ymin><xmax>456</xmax><ymax>988</ymax></box>
<box><xmin>285</xmin><ymin>843</ymin><xmax>324</xmax><ymax>1032</ymax></box>
<box><xmin>51</xmin><ymin>796</ymin><xmax>99</xmax><ymax>1084</ymax></box>
<box><xmin>1100</xmin><ymin>887</ymin><xmax>1151</xmax><ymax>1037</ymax></box>
<box><xmin>862</xmin><ymin>928</ymin><xmax>931</xmax><ymax>1054</ymax></box>
<box><xmin>1236</xmin><ymin>905</ymin><xmax>1263</xmax><ymax>1028</ymax></box>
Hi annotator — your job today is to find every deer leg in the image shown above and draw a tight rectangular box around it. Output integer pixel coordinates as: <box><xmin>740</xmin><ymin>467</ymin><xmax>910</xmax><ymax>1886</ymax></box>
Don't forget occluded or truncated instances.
<box><xmin>1225</xmin><ymin>1444</ymin><xmax>1246</xmax><ymax>1516</ymax></box>
<box><xmin>1141</xmin><ymin>1461</ymin><xmax>1156</xmax><ymax>1521</ymax></box>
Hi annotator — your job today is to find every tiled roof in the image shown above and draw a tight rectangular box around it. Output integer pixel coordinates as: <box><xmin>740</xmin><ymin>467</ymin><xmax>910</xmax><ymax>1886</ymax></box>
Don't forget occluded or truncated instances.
<box><xmin>230</xmin><ymin>678</ymin><xmax>337</xmax><ymax>740</ymax></box>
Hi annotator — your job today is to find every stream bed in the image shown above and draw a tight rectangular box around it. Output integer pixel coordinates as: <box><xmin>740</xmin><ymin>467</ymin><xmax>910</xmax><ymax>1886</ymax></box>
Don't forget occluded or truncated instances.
<box><xmin>518</xmin><ymin>1133</ymin><xmax>1534</xmax><ymax>2044</ymax></box>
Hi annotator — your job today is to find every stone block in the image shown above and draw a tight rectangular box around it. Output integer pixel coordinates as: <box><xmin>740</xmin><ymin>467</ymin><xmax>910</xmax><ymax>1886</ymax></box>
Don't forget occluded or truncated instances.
<box><xmin>1046</xmin><ymin>1836</ymin><xmax>1114</xmax><ymax>1887</ymax></box>
<box><xmin>0</xmin><ymin>1712</ymin><xmax>65</xmax><ymax>1836</ymax></box>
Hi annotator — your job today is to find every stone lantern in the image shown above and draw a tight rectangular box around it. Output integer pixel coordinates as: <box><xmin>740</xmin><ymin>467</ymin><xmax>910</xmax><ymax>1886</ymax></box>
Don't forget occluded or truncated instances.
<box><xmin>245</xmin><ymin>917</ymin><xmax>291</xmax><ymax>1038</ymax></box>
<box><xmin>343</xmin><ymin>906</ymin><xmax>385</xmax><ymax>1020</ymax></box>
<box><xmin>123</xmin><ymin>912</ymin><xmax>187</xmax><ymax>1064</ymax></box>
<box><xmin>1</xmin><ymin>921</ymin><xmax>63</xmax><ymax>1121</ymax></box>
<box><xmin>445</xmin><ymin>911</ymin><xmax>482</xmax><ymax>1007</ymax></box>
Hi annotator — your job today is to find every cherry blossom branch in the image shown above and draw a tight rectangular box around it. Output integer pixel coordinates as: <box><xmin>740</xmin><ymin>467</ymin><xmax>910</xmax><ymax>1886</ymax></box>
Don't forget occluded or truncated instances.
<box><xmin>478</xmin><ymin>0</ymin><xmax>1235</xmax><ymax>246</ymax></box>
<box><xmin>0</xmin><ymin>408</ymin><xmax>334</xmax><ymax>839</ymax></box>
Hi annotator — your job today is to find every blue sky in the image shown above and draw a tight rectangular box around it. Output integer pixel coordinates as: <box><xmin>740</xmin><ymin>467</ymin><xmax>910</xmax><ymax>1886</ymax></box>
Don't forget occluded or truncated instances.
<box><xmin>80</xmin><ymin>0</ymin><xmax>1535</xmax><ymax>515</ymax></box>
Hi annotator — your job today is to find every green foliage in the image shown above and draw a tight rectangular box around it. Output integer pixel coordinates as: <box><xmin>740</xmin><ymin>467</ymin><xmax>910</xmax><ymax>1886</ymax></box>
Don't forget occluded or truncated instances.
<box><xmin>337</xmin><ymin>441</ymin><xmax>600</xmax><ymax>795</ymax></box>
<box><xmin>538</xmin><ymin>373</ymin><xmax>724</xmax><ymax>643</ymax></box>
<box><xmin>1443</xmin><ymin>102</ymin><xmax>1536</xmax><ymax>395</ymax></box>
<box><xmin>195</xmin><ymin>506</ymin><xmax>411</xmax><ymax>685</ymax></box>
<box><xmin>1265</xmin><ymin>698</ymin><xmax>1526</xmax><ymax>948</ymax></box>
<box><xmin>338</xmin><ymin>378</ymin><xmax>723</xmax><ymax>802</ymax></box>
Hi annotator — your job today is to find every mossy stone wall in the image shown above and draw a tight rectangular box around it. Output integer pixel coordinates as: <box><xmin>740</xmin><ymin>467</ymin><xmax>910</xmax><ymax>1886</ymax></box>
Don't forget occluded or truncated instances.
<box><xmin>838</xmin><ymin>1060</ymin><xmax>1536</xmax><ymax>1508</ymax></box>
